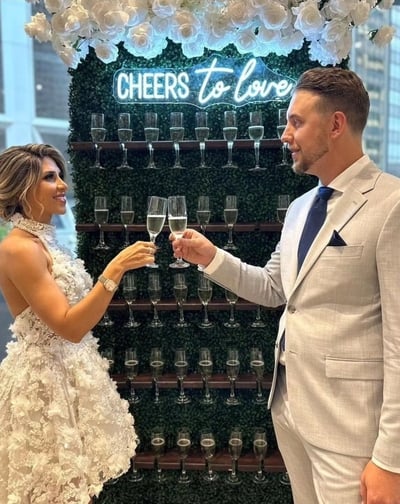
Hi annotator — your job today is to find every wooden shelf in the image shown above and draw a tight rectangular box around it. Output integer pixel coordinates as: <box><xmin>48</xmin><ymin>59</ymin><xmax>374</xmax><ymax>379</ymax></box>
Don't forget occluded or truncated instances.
<box><xmin>113</xmin><ymin>372</ymin><xmax>272</xmax><ymax>390</ymax></box>
<box><xmin>76</xmin><ymin>222</ymin><xmax>282</xmax><ymax>233</ymax></box>
<box><xmin>134</xmin><ymin>448</ymin><xmax>285</xmax><ymax>472</ymax></box>
<box><xmin>70</xmin><ymin>138</ymin><xmax>282</xmax><ymax>152</ymax></box>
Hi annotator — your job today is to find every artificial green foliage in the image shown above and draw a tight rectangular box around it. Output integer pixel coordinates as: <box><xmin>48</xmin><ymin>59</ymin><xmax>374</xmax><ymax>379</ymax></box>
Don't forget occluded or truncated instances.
<box><xmin>68</xmin><ymin>41</ymin><xmax>336</xmax><ymax>504</ymax></box>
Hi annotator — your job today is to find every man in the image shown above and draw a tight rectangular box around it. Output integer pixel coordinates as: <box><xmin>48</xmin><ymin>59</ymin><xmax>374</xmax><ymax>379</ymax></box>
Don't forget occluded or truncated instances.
<box><xmin>171</xmin><ymin>68</ymin><xmax>400</xmax><ymax>503</ymax></box>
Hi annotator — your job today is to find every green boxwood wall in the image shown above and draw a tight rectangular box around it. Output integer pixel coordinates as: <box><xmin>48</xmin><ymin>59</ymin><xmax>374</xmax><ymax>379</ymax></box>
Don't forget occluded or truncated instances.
<box><xmin>68</xmin><ymin>41</ymin><xmax>342</xmax><ymax>504</ymax></box>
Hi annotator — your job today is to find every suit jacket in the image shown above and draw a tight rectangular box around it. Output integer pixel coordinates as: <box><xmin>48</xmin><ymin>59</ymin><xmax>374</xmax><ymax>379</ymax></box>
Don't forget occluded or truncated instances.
<box><xmin>207</xmin><ymin>160</ymin><xmax>400</xmax><ymax>471</ymax></box>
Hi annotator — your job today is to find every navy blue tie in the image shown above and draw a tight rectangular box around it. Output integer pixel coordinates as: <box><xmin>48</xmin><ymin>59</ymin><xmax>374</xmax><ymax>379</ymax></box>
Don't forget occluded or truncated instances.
<box><xmin>297</xmin><ymin>186</ymin><xmax>334</xmax><ymax>272</ymax></box>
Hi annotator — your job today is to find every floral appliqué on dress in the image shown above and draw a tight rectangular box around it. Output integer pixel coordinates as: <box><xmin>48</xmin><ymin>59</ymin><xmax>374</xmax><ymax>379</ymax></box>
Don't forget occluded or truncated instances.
<box><xmin>0</xmin><ymin>214</ymin><xmax>137</xmax><ymax>504</ymax></box>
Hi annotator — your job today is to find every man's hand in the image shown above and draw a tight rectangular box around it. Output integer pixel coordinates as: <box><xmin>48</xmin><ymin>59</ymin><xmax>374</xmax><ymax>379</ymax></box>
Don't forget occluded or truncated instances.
<box><xmin>360</xmin><ymin>460</ymin><xmax>400</xmax><ymax>503</ymax></box>
<box><xmin>170</xmin><ymin>228</ymin><xmax>217</xmax><ymax>268</ymax></box>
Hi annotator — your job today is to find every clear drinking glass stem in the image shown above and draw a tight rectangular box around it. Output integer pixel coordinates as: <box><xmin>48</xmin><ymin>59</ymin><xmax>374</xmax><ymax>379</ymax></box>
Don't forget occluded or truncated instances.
<box><xmin>230</xmin><ymin>458</ymin><xmax>239</xmax><ymax>482</ymax></box>
<box><xmin>227</xmin><ymin>142</ymin><xmax>233</xmax><ymax>166</ymax></box>
<box><xmin>121</xmin><ymin>145</ymin><xmax>128</xmax><ymax>166</ymax></box>
<box><xmin>173</xmin><ymin>143</ymin><xmax>181</xmax><ymax>167</ymax></box>
<box><xmin>206</xmin><ymin>459</ymin><xmax>214</xmax><ymax>479</ymax></box>
<box><xmin>203</xmin><ymin>377</ymin><xmax>211</xmax><ymax>402</ymax></box>
<box><xmin>152</xmin><ymin>304</ymin><xmax>161</xmax><ymax>324</ymax></box>
<box><xmin>256</xmin><ymin>460</ymin><xmax>264</xmax><ymax>481</ymax></box>
<box><xmin>199</xmin><ymin>142</ymin><xmax>206</xmax><ymax>167</ymax></box>
<box><xmin>227</xmin><ymin>225</ymin><xmax>234</xmax><ymax>247</ymax></box>
<box><xmin>254</xmin><ymin>141</ymin><xmax>260</xmax><ymax>168</ymax></box>
<box><xmin>177</xmin><ymin>304</ymin><xmax>185</xmax><ymax>324</ymax></box>
<box><xmin>229</xmin><ymin>379</ymin><xmax>236</xmax><ymax>402</ymax></box>
<box><xmin>123</xmin><ymin>225</ymin><xmax>130</xmax><ymax>247</ymax></box>
<box><xmin>155</xmin><ymin>457</ymin><xmax>163</xmax><ymax>482</ymax></box>
<box><xmin>256</xmin><ymin>379</ymin><xmax>264</xmax><ymax>402</ymax></box>
<box><xmin>203</xmin><ymin>305</ymin><xmax>210</xmax><ymax>324</ymax></box>
<box><xmin>178</xmin><ymin>378</ymin><xmax>186</xmax><ymax>402</ymax></box>
<box><xmin>128</xmin><ymin>380</ymin><xmax>138</xmax><ymax>403</ymax></box>
<box><xmin>228</xmin><ymin>304</ymin><xmax>236</xmax><ymax>324</ymax></box>
<box><xmin>153</xmin><ymin>379</ymin><xmax>160</xmax><ymax>403</ymax></box>
<box><xmin>94</xmin><ymin>144</ymin><xmax>103</xmax><ymax>169</ymax></box>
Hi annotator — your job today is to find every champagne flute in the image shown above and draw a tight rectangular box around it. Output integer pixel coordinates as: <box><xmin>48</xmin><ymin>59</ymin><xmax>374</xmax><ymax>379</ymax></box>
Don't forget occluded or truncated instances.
<box><xmin>146</xmin><ymin>195</ymin><xmax>167</xmax><ymax>268</ymax></box>
<box><xmin>90</xmin><ymin>112</ymin><xmax>106</xmax><ymax>169</ymax></box>
<box><xmin>101</xmin><ymin>347</ymin><xmax>114</xmax><ymax>375</ymax></box>
<box><xmin>226</xmin><ymin>427</ymin><xmax>242</xmax><ymax>485</ymax></box>
<box><xmin>151</xmin><ymin>427</ymin><xmax>166</xmax><ymax>483</ymax></box>
<box><xmin>224</xmin><ymin>289</ymin><xmax>240</xmax><ymax>329</ymax></box>
<box><xmin>250</xmin><ymin>305</ymin><xmax>266</xmax><ymax>328</ymax></box>
<box><xmin>225</xmin><ymin>347</ymin><xmax>240</xmax><ymax>406</ymax></box>
<box><xmin>277</xmin><ymin>108</ymin><xmax>291</xmax><ymax>168</ymax></box>
<box><xmin>170</xmin><ymin>111</ymin><xmax>186</xmax><ymax>169</ymax></box>
<box><xmin>122</xmin><ymin>271</ymin><xmax>141</xmax><ymax>328</ymax></box>
<box><xmin>120</xmin><ymin>195</ymin><xmax>134</xmax><ymax>248</ymax></box>
<box><xmin>116</xmin><ymin>112</ymin><xmax>133</xmax><ymax>169</ymax></box>
<box><xmin>150</xmin><ymin>347</ymin><xmax>164</xmax><ymax>403</ymax></box>
<box><xmin>176</xmin><ymin>428</ymin><xmax>191</xmax><ymax>484</ymax></box>
<box><xmin>174</xmin><ymin>348</ymin><xmax>191</xmax><ymax>404</ymax></box>
<box><xmin>277</xmin><ymin>194</ymin><xmax>291</xmax><ymax>224</ymax></box>
<box><xmin>198</xmin><ymin>273</ymin><xmax>214</xmax><ymax>329</ymax></box>
<box><xmin>253</xmin><ymin>427</ymin><xmax>268</xmax><ymax>484</ymax></box>
<box><xmin>200</xmin><ymin>430</ymin><xmax>218</xmax><ymax>481</ymax></box>
<box><xmin>173</xmin><ymin>272</ymin><xmax>189</xmax><ymax>328</ymax></box>
<box><xmin>196</xmin><ymin>195</ymin><xmax>211</xmax><ymax>235</ymax></box>
<box><xmin>250</xmin><ymin>347</ymin><xmax>266</xmax><ymax>405</ymax></box>
<box><xmin>248</xmin><ymin>110</ymin><xmax>266</xmax><ymax>171</ymax></box>
<box><xmin>144</xmin><ymin>111</ymin><xmax>159</xmax><ymax>169</ymax></box>
<box><xmin>195</xmin><ymin>111</ymin><xmax>210</xmax><ymax>168</ymax></box>
<box><xmin>94</xmin><ymin>196</ymin><xmax>110</xmax><ymax>250</ymax></box>
<box><xmin>223</xmin><ymin>195</ymin><xmax>238</xmax><ymax>251</ymax></box>
<box><xmin>198</xmin><ymin>347</ymin><xmax>214</xmax><ymax>404</ymax></box>
<box><xmin>148</xmin><ymin>271</ymin><xmax>163</xmax><ymax>328</ymax></box>
<box><xmin>125</xmin><ymin>347</ymin><xmax>140</xmax><ymax>404</ymax></box>
<box><xmin>127</xmin><ymin>436</ymin><xmax>144</xmax><ymax>482</ymax></box>
<box><xmin>168</xmin><ymin>195</ymin><xmax>190</xmax><ymax>269</ymax></box>
<box><xmin>222</xmin><ymin>110</ymin><xmax>238</xmax><ymax>168</ymax></box>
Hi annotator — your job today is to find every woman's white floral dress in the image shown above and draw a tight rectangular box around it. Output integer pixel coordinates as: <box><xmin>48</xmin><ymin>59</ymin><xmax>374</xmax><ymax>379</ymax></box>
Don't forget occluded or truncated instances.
<box><xmin>0</xmin><ymin>214</ymin><xmax>137</xmax><ymax>504</ymax></box>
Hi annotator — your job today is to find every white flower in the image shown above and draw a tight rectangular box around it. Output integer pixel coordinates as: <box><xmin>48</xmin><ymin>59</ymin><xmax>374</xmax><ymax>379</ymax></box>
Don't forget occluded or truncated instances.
<box><xmin>24</xmin><ymin>0</ymin><xmax>395</xmax><ymax>68</ymax></box>
<box><xmin>370</xmin><ymin>25</ymin><xmax>396</xmax><ymax>47</ymax></box>
<box><xmin>25</xmin><ymin>13</ymin><xmax>52</xmax><ymax>43</ymax></box>
<box><xmin>292</xmin><ymin>0</ymin><xmax>325</xmax><ymax>39</ymax></box>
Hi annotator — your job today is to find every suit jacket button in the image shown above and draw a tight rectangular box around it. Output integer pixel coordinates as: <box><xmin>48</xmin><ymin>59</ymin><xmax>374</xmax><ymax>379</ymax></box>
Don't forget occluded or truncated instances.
<box><xmin>288</xmin><ymin>305</ymin><xmax>296</xmax><ymax>314</ymax></box>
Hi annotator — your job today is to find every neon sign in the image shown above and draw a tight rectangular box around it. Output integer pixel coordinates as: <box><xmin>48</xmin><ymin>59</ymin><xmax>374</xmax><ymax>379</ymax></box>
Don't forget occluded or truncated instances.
<box><xmin>113</xmin><ymin>55</ymin><xmax>295</xmax><ymax>107</ymax></box>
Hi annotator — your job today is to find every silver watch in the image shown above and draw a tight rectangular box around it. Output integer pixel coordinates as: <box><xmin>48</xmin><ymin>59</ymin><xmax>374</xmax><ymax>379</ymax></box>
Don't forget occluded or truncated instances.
<box><xmin>98</xmin><ymin>274</ymin><xmax>118</xmax><ymax>293</ymax></box>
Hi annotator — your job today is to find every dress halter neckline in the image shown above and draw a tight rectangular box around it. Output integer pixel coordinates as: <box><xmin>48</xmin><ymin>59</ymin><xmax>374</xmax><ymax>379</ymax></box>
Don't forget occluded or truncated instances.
<box><xmin>10</xmin><ymin>213</ymin><xmax>56</xmax><ymax>240</ymax></box>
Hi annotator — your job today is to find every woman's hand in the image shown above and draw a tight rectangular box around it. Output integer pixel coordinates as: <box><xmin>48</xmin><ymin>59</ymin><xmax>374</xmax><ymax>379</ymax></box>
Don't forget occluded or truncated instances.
<box><xmin>105</xmin><ymin>241</ymin><xmax>157</xmax><ymax>278</ymax></box>
<box><xmin>170</xmin><ymin>229</ymin><xmax>217</xmax><ymax>268</ymax></box>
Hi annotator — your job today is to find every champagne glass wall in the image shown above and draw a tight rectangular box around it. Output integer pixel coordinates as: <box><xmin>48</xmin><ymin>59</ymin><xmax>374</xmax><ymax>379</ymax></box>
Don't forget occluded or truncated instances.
<box><xmin>69</xmin><ymin>42</ymin><xmax>318</xmax><ymax>504</ymax></box>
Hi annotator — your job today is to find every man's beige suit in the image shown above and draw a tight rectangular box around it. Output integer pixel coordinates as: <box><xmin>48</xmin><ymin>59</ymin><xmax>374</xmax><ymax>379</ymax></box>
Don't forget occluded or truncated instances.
<box><xmin>206</xmin><ymin>159</ymin><xmax>400</xmax><ymax>472</ymax></box>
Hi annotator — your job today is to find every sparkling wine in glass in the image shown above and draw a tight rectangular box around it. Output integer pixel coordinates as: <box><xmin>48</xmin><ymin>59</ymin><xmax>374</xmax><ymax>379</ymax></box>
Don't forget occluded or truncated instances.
<box><xmin>225</xmin><ymin>347</ymin><xmax>240</xmax><ymax>406</ymax></box>
<box><xmin>222</xmin><ymin>110</ymin><xmax>238</xmax><ymax>168</ymax></box>
<box><xmin>122</xmin><ymin>271</ymin><xmax>141</xmax><ymax>328</ymax></box>
<box><xmin>144</xmin><ymin>111</ymin><xmax>159</xmax><ymax>169</ymax></box>
<box><xmin>248</xmin><ymin>110</ymin><xmax>266</xmax><ymax>171</ymax></box>
<box><xmin>150</xmin><ymin>347</ymin><xmax>164</xmax><ymax>403</ymax></box>
<box><xmin>174</xmin><ymin>348</ymin><xmax>191</xmax><ymax>404</ymax></box>
<box><xmin>116</xmin><ymin>112</ymin><xmax>133</xmax><ymax>169</ymax></box>
<box><xmin>224</xmin><ymin>288</ymin><xmax>240</xmax><ymax>329</ymax></box>
<box><xmin>148</xmin><ymin>271</ymin><xmax>163</xmax><ymax>328</ymax></box>
<box><xmin>176</xmin><ymin>428</ymin><xmax>191</xmax><ymax>484</ymax></box>
<box><xmin>198</xmin><ymin>347</ymin><xmax>214</xmax><ymax>404</ymax></box>
<box><xmin>200</xmin><ymin>430</ymin><xmax>218</xmax><ymax>481</ymax></box>
<box><xmin>250</xmin><ymin>347</ymin><xmax>266</xmax><ymax>405</ymax></box>
<box><xmin>195</xmin><ymin>111</ymin><xmax>210</xmax><ymax>168</ymax></box>
<box><xmin>94</xmin><ymin>196</ymin><xmax>110</xmax><ymax>250</ymax></box>
<box><xmin>120</xmin><ymin>195</ymin><xmax>134</xmax><ymax>248</ymax></box>
<box><xmin>277</xmin><ymin>194</ymin><xmax>291</xmax><ymax>224</ymax></box>
<box><xmin>125</xmin><ymin>347</ymin><xmax>140</xmax><ymax>404</ymax></box>
<box><xmin>146</xmin><ymin>196</ymin><xmax>167</xmax><ymax>268</ymax></box>
<box><xmin>168</xmin><ymin>195</ymin><xmax>190</xmax><ymax>269</ymax></box>
<box><xmin>198</xmin><ymin>273</ymin><xmax>214</xmax><ymax>329</ymax></box>
<box><xmin>101</xmin><ymin>347</ymin><xmax>114</xmax><ymax>375</ymax></box>
<box><xmin>173</xmin><ymin>272</ymin><xmax>189</xmax><ymax>328</ymax></box>
<box><xmin>90</xmin><ymin>113</ymin><xmax>106</xmax><ymax>169</ymax></box>
<box><xmin>151</xmin><ymin>427</ymin><xmax>166</xmax><ymax>483</ymax></box>
<box><xmin>253</xmin><ymin>427</ymin><xmax>268</xmax><ymax>484</ymax></box>
<box><xmin>277</xmin><ymin>108</ymin><xmax>291</xmax><ymax>168</ymax></box>
<box><xmin>226</xmin><ymin>428</ymin><xmax>242</xmax><ymax>485</ymax></box>
<box><xmin>223</xmin><ymin>195</ymin><xmax>238</xmax><ymax>251</ymax></box>
<box><xmin>170</xmin><ymin>111</ymin><xmax>186</xmax><ymax>169</ymax></box>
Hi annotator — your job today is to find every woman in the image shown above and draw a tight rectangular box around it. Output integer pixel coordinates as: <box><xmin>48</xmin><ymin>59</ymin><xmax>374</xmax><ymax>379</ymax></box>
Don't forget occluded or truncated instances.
<box><xmin>0</xmin><ymin>144</ymin><xmax>156</xmax><ymax>503</ymax></box>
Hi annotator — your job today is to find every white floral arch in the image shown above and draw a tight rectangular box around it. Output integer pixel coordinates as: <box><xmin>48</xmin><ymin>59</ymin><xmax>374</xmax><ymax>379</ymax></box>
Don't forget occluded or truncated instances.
<box><xmin>25</xmin><ymin>0</ymin><xmax>395</xmax><ymax>69</ymax></box>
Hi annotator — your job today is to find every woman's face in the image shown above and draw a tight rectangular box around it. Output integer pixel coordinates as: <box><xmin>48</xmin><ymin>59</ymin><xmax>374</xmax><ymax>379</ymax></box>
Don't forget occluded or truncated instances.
<box><xmin>25</xmin><ymin>156</ymin><xmax>68</xmax><ymax>223</ymax></box>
